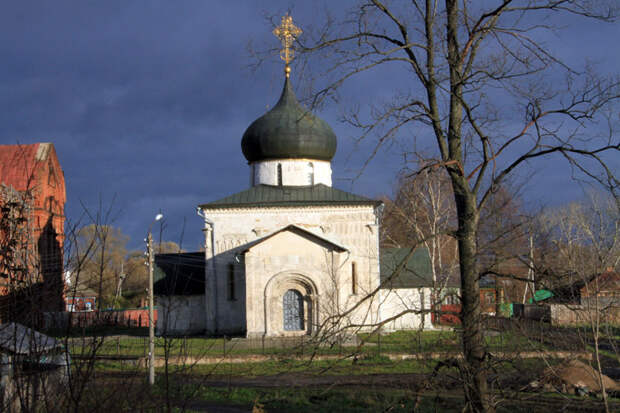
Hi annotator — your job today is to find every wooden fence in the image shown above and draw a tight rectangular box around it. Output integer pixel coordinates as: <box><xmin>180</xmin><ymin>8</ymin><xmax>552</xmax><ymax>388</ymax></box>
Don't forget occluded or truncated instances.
<box><xmin>42</xmin><ymin>309</ymin><xmax>157</xmax><ymax>330</ymax></box>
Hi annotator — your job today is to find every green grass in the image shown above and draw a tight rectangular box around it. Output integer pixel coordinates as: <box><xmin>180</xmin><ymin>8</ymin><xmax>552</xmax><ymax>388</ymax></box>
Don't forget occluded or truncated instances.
<box><xmin>76</xmin><ymin>354</ymin><xmax>615</xmax><ymax>412</ymax></box>
<box><xmin>65</xmin><ymin>328</ymin><xmax>552</xmax><ymax>362</ymax></box>
<box><xmin>359</xmin><ymin>329</ymin><xmax>539</xmax><ymax>352</ymax></box>
<box><xmin>155</xmin><ymin>384</ymin><xmax>464</xmax><ymax>412</ymax></box>
<box><xmin>151</xmin><ymin>382</ymin><xmax>609</xmax><ymax>413</ymax></box>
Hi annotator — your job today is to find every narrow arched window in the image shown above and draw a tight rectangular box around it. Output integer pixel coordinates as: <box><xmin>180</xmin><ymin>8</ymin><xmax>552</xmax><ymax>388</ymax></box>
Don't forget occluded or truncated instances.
<box><xmin>227</xmin><ymin>263</ymin><xmax>235</xmax><ymax>301</ymax></box>
<box><xmin>351</xmin><ymin>262</ymin><xmax>358</xmax><ymax>295</ymax></box>
<box><xmin>307</xmin><ymin>162</ymin><xmax>314</xmax><ymax>185</ymax></box>
<box><xmin>283</xmin><ymin>289</ymin><xmax>304</xmax><ymax>331</ymax></box>
<box><xmin>277</xmin><ymin>163</ymin><xmax>283</xmax><ymax>186</ymax></box>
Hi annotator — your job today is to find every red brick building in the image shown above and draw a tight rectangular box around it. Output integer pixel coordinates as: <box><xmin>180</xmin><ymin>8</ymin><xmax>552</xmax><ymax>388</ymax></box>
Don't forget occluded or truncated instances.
<box><xmin>0</xmin><ymin>143</ymin><xmax>66</xmax><ymax>321</ymax></box>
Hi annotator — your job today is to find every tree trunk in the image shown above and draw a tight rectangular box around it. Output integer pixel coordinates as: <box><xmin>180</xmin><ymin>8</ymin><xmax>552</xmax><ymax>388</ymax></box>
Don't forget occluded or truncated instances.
<box><xmin>445</xmin><ymin>0</ymin><xmax>492</xmax><ymax>409</ymax></box>
<box><xmin>453</xmin><ymin>184</ymin><xmax>491</xmax><ymax>412</ymax></box>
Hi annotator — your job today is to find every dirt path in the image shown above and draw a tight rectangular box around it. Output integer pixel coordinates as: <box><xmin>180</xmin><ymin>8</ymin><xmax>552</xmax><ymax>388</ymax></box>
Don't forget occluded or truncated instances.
<box><xmin>107</xmin><ymin>350</ymin><xmax>591</xmax><ymax>367</ymax></box>
<box><xmin>192</xmin><ymin>372</ymin><xmax>436</xmax><ymax>389</ymax></box>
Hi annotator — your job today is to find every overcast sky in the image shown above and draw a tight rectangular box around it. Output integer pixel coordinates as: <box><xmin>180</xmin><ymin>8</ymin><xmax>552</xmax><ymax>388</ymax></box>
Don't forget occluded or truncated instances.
<box><xmin>1</xmin><ymin>1</ymin><xmax>618</xmax><ymax>252</ymax></box>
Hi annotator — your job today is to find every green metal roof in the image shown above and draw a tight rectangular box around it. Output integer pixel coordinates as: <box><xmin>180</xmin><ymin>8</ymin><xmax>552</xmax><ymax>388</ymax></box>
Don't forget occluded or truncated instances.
<box><xmin>154</xmin><ymin>252</ymin><xmax>205</xmax><ymax>296</ymax></box>
<box><xmin>241</xmin><ymin>77</ymin><xmax>337</xmax><ymax>162</ymax></box>
<box><xmin>200</xmin><ymin>184</ymin><xmax>381</xmax><ymax>209</ymax></box>
<box><xmin>529</xmin><ymin>289</ymin><xmax>554</xmax><ymax>303</ymax></box>
<box><xmin>380</xmin><ymin>247</ymin><xmax>457</xmax><ymax>289</ymax></box>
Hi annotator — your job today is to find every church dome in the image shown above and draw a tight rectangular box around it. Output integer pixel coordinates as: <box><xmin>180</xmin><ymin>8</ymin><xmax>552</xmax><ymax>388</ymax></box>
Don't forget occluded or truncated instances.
<box><xmin>241</xmin><ymin>78</ymin><xmax>337</xmax><ymax>163</ymax></box>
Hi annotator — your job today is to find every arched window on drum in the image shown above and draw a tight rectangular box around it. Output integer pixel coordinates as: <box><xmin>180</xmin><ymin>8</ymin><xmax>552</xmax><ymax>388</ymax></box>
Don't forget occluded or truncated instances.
<box><xmin>277</xmin><ymin>163</ymin><xmax>283</xmax><ymax>186</ymax></box>
<box><xmin>307</xmin><ymin>162</ymin><xmax>314</xmax><ymax>185</ymax></box>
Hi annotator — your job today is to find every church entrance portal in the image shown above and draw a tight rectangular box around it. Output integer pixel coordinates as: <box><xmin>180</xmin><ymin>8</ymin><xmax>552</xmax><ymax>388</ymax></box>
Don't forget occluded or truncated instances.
<box><xmin>283</xmin><ymin>289</ymin><xmax>304</xmax><ymax>331</ymax></box>
<box><xmin>263</xmin><ymin>272</ymin><xmax>317</xmax><ymax>337</ymax></box>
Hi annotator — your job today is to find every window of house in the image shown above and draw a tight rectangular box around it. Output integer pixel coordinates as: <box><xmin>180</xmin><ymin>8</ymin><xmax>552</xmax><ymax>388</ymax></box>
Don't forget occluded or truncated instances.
<box><xmin>351</xmin><ymin>262</ymin><xmax>357</xmax><ymax>295</ymax></box>
<box><xmin>443</xmin><ymin>293</ymin><xmax>459</xmax><ymax>305</ymax></box>
<box><xmin>227</xmin><ymin>263</ymin><xmax>235</xmax><ymax>301</ymax></box>
<box><xmin>277</xmin><ymin>163</ymin><xmax>283</xmax><ymax>186</ymax></box>
<box><xmin>485</xmin><ymin>292</ymin><xmax>494</xmax><ymax>305</ymax></box>
<box><xmin>48</xmin><ymin>161</ymin><xmax>56</xmax><ymax>187</ymax></box>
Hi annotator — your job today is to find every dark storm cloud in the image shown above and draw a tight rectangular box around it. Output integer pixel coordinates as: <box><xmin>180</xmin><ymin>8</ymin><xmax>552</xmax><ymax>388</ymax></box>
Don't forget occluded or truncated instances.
<box><xmin>0</xmin><ymin>2</ymin><xmax>617</xmax><ymax>250</ymax></box>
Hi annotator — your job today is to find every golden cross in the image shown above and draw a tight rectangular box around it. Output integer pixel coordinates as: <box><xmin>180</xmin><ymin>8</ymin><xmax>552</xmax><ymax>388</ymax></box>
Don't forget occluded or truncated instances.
<box><xmin>273</xmin><ymin>13</ymin><xmax>302</xmax><ymax>77</ymax></box>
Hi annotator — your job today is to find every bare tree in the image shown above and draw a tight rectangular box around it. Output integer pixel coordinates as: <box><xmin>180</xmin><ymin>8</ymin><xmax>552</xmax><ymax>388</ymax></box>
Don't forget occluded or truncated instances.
<box><xmin>252</xmin><ymin>2</ymin><xmax>620</xmax><ymax>411</ymax></box>
<box><xmin>533</xmin><ymin>190</ymin><xmax>619</xmax><ymax>412</ymax></box>
<box><xmin>381</xmin><ymin>158</ymin><xmax>459</xmax><ymax>322</ymax></box>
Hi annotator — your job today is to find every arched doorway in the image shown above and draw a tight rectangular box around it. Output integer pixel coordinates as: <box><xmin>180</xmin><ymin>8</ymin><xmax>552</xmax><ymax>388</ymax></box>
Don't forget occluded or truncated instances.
<box><xmin>262</xmin><ymin>272</ymin><xmax>318</xmax><ymax>337</ymax></box>
<box><xmin>283</xmin><ymin>289</ymin><xmax>304</xmax><ymax>331</ymax></box>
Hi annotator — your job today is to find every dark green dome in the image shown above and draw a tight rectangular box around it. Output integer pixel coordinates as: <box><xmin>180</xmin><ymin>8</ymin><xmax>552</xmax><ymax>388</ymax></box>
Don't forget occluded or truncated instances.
<box><xmin>241</xmin><ymin>78</ymin><xmax>337</xmax><ymax>163</ymax></box>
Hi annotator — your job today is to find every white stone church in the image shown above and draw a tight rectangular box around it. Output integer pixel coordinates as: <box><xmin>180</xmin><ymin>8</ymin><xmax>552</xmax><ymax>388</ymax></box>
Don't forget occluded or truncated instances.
<box><xmin>154</xmin><ymin>73</ymin><xmax>437</xmax><ymax>337</ymax></box>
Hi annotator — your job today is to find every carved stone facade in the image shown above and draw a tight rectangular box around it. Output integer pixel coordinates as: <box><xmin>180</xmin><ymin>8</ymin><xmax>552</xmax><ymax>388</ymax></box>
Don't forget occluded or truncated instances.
<box><xmin>199</xmin><ymin>206</ymin><xmax>381</xmax><ymax>337</ymax></box>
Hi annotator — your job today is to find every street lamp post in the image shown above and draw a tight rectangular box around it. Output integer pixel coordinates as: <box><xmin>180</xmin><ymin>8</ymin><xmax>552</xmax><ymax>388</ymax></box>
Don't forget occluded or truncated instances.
<box><xmin>147</xmin><ymin>213</ymin><xmax>163</xmax><ymax>385</ymax></box>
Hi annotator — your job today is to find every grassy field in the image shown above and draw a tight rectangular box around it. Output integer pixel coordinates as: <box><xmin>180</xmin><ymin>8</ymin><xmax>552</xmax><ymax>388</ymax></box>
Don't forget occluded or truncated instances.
<box><xmin>159</xmin><ymin>385</ymin><xmax>464</xmax><ymax>413</ymax></box>
<box><xmin>65</xmin><ymin>328</ymin><xmax>548</xmax><ymax>360</ymax></box>
<box><xmin>77</xmin><ymin>361</ymin><xmax>613</xmax><ymax>413</ymax></box>
<box><xmin>60</xmin><ymin>326</ymin><xmax>620</xmax><ymax>413</ymax></box>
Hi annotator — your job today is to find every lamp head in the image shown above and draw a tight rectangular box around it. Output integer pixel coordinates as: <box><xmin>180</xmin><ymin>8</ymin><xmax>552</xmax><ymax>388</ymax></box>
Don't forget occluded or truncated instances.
<box><xmin>155</xmin><ymin>213</ymin><xmax>163</xmax><ymax>221</ymax></box>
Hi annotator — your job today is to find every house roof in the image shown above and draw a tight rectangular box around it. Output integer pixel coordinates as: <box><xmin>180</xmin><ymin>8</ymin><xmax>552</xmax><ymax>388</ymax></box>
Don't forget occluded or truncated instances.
<box><xmin>380</xmin><ymin>247</ymin><xmax>452</xmax><ymax>289</ymax></box>
<box><xmin>199</xmin><ymin>184</ymin><xmax>381</xmax><ymax>209</ymax></box>
<box><xmin>479</xmin><ymin>276</ymin><xmax>497</xmax><ymax>289</ymax></box>
<box><xmin>0</xmin><ymin>322</ymin><xmax>62</xmax><ymax>355</ymax></box>
<box><xmin>0</xmin><ymin>143</ymin><xmax>52</xmax><ymax>191</ymax></box>
<box><xmin>154</xmin><ymin>252</ymin><xmax>205</xmax><ymax>296</ymax></box>
<box><xmin>242</xmin><ymin>224</ymin><xmax>348</xmax><ymax>253</ymax></box>
<box><xmin>538</xmin><ymin>269</ymin><xmax>620</xmax><ymax>303</ymax></box>
<box><xmin>582</xmin><ymin>270</ymin><xmax>620</xmax><ymax>294</ymax></box>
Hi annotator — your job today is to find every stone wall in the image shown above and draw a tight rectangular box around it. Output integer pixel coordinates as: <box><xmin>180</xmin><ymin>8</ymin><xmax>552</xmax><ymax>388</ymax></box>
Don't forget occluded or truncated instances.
<box><xmin>379</xmin><ymin>288</ymin><xmax>433</xmax><ymax>331</ymax></box>
<box><xmin>202</xmin><ymin>204</ymin><xmax>381</xmax><ymax>336</ymax></box>
<box><xmin>157</xmin><ymin>295</ymin><xmax>206</xmax><ymax>335</ymax></box>
<box><xmin>549</xmin><ymin>303</ymin><xmax>620</xmax><ymax>326</ymax></box>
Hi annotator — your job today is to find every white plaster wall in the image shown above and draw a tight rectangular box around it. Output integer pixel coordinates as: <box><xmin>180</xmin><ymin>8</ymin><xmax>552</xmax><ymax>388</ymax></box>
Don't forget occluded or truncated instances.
<box><xmin>251</xmin><ymin>159</ymin><xmax>332</xmax><ymax>186</ymax></box>
<box><xmin>208</xmin><ymin>250</ymin><xmax>247</xmax><ymax>335</ymax></box>
<box><xmin>157</xmin><ymin>295</ymin><xmax>206</xmax><ymax>335</ymax></box>
<box><xmin>201</xmin><ymin>204</ymin><xmax>381</xmax><ymax>336</ymax></box>
<box><xmin>378</xmin><ymin>288</ymin><xmax>434</xmax><ymax>331</ymax></box>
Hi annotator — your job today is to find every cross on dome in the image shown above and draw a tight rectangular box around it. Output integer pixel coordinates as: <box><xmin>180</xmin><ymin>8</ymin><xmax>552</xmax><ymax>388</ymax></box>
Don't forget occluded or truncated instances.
<box><xmin>273</xmin><ymin>14</ymin><xmax>302</xmax><ymax>78</ymax></box>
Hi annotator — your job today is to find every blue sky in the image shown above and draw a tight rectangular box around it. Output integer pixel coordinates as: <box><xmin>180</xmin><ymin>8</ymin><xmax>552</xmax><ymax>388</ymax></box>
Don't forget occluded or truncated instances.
<box><xmin>0</xmin><ymin>1</ymin><xmax>617</xmax><ymax>251</ymax></box>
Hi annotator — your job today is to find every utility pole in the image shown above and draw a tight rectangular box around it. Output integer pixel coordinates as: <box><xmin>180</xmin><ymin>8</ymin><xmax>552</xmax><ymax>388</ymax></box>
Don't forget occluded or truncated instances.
<box><xmin>115</xmin><ymin>261</ymin><xmax>125</xmax><ymax>309</ymax></box>
<box><xmin>147</xmin><ymin>213</ymin><xmax>162</xmax><ymax>385</ymax></box>
<box><xmin>147</xmin><ymin>231</ymin><xmax>155</xmax><ymax>385</ymax></box>
<box><xmin>523</xmin><ymin>235</ymin><xmax>535</xmax><ymax>304</ymax></box>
